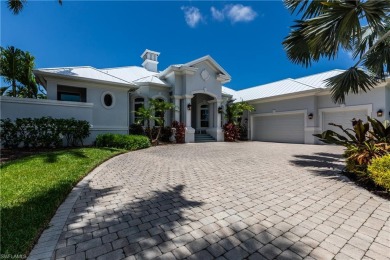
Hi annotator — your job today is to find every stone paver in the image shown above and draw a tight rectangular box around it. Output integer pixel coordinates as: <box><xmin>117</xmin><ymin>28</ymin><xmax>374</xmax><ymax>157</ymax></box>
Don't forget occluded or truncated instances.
<box><xmin>29</xmin><ymin>142</ymin><xmax>390</xmax><ymax>259</ymax></box>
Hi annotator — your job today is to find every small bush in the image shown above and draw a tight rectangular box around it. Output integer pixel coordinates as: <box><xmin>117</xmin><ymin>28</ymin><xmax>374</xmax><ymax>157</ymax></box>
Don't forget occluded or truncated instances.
<box><xmin>96</xmin><ymin>133</ymin><xmax>150</xmax><ymax>151</ymax></box>
<box><xmin>223</xmin><ymin>123</ymin><xmax>240</xmax><ymax>142</ymax></box>
<box><xmin>368</xmin><ymin>154</ymin><xmax>390</xmax><ymax>191</ymax></box>
<box><xmin>171</xmin><ymin>121</ymin><xmax>185</xmax><ymax>143</ymax></box>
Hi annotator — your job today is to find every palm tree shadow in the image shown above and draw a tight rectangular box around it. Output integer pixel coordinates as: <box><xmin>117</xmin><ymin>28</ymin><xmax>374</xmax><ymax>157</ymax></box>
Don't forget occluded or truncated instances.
<box><xmin>290</xmin><ymin>151</ymin><xmax>350</xmax><ymax>181</ymax></box>
<box><xmin>56</xmin><ymin>184</ymin><xmax>204</xmax><ymax>258</ymax></box>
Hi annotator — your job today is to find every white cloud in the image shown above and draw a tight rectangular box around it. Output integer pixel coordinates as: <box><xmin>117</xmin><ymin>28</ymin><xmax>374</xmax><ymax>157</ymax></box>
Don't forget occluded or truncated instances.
<box><xmin>211</xmin><ymin>4</ymin><xmax>257</xmax><ymax>23</ymax></box>
<box><xmin>211</xmin><ymin>6</ymin><xmax>224</xmax><ymax>21</ymax></box>
<box><xmin>225</xmin><ymin>4</ymin><xmax>257</xmax><ymax>23</ymax></box>
<box><xmin>181</xmin><ymin>6</ymin><xmax>203</xmax><ymax>28</ymax></box>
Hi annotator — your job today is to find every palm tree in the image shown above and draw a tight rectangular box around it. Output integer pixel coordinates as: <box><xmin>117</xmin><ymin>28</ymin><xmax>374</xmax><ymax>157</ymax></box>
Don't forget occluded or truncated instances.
<box><xmin>7</xmin><ymin>0</ymin><xmax>62</xmax><ymax>14</ymax></box>
<box><xmin>18</xmin><ymin>51</ymin><xmax>38</xmax><ymax>98</ymax></box>
<box><xmin>283</xmin><ymin>0</ymin><xmax>390</xmax><ymax>103</ymax></box>
<box><xmin>134</xmin><ymin>98</ymin><xmax>175</xmax><ymax>144</ymax></box>
<box><xmin>0</xmin><ymin>46</ymin><xmax>22</xmax><ymax>97</ymax></box>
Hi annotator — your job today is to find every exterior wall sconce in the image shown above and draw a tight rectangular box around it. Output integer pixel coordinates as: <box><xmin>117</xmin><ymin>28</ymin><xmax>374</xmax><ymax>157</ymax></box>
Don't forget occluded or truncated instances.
<box><xmin>218</xmin><ymin>106</ymin><xmax>223</xmax><ymax>113</ymax></box>
<box><xmin>377</xmin><ymin>109</ymin><xmax>383</xmax><ymax>117</ymax></box>
<box><xmin>187</xmin><ymin>103</ymin><xmax>192</xmax><ymax>110</ymax></box>
<box><xmin>308</xmin><ymin>113</ymin><xmax>314</xmax><ymax>120</ymax></box>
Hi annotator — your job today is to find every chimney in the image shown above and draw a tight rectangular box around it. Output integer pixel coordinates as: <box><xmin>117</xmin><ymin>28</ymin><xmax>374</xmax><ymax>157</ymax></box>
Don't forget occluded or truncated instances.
<box><xmin>141</xmin><ymin>49</ymin><xmax>160</xmax><ymax>72</ymax></box>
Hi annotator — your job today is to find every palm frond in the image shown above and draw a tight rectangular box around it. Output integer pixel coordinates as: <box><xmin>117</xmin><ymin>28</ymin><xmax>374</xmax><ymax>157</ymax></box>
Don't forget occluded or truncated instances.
<box><xmin>362</xmin><ymin>33</ymin><xmax>390</xmax><ymax>78</ymax></box>
<box><xmin>326</xmin><ymin>67</ymin><xmax>379</xmax><ymax>104</ymax></box>
<box><xmin>0</xmin><ymin>86</ymin><xmax>10</xmax><ymax>95</ymax></box>
<box><xmin>283</xmin><ymin>21</ymin><xmax>313</xmax><ymax>67</ymax></box>
<box><xmin>7</xmin><ymin>0</ymin><xmax>26</xmax><ymax>15</ymax></box>
<box><xmin>283</xmin><ymin>0</ymin><xmax>330</xmax><ymax>19</ymax></box>
<box><xmin>360</xmin><ymin>0</ymin><xmax>390</xmax><ymax>31</ymax></box>
<box><xmin>303</xmin><ymin>1</ymin><xmax>362</xmax><ymax>59</ymax></box>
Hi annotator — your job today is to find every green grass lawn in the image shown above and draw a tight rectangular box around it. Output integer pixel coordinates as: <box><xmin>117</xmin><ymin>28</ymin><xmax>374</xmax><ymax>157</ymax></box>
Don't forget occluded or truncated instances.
<box><xmin>0</xmin><ymin>147</ymin><xmax>125</xmax><ymax>256</ymax></box>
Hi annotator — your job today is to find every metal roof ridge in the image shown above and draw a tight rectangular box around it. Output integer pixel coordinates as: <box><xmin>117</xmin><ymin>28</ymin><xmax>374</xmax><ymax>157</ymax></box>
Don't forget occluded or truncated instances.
<box><xmin>236</xmin><ymin>78</ymin><xmax>294</xmax><ymax>92</ymax></box>
<box><xmin>293</xmin><ymin>69</ymin><xmax>345</xmax><ymax>80</ymax></box>
<box><xmin>35</xmin><ymin>65</ymin><xmax>94</xmax><ymax>70</ymax></box>
<box><xmin>91</xmin><ymin>67</ymin><xmax>134</xmax><ymax>84</ymax></box>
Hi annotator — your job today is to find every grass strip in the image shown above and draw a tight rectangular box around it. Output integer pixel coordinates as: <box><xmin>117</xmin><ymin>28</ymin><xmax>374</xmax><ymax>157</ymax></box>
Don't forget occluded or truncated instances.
<box><xmin>0</xmin><ymin>147</ymin><xmax>125</xmax><ymax>256</ymax></box>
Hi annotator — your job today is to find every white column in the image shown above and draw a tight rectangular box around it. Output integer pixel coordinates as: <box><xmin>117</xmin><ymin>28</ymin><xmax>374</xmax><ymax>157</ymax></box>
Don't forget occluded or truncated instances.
<box><xmin>173</xmin><ymin>96</ymin><xmax>181</xmax><ymax>122</ymax></box>
<box><xmin>208</xmin><ymin>102</ymin><xmax>214</xmax><ymax>129</ymax></box>
<box><xmin>185</xmin><ymin>96</ymin><xmax>192</xmax><ymax>127</ymax></box>
<box><xmin>215</xmin><ymin>100</ymin><xmax>223</xmax><ymax>141</ymax></box>
<box><xmin>216</xmin><ymin>100</ymin><xmax>222</xmax><ymax>128</ymax></box>
<box><xmin>184</xmin><ymin>95</ymin><xmax>195</xmax><ymax>143</ymax></box>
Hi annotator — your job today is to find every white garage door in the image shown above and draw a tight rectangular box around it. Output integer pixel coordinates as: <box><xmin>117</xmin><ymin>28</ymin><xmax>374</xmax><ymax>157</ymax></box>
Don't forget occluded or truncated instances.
<box><xmin>252</xmin><ymin>113</ymin><xmax>304</xmax><ymax>143</ymax></box>
<box><xmin>322</xmin><ymin>110</ymin><xmax>368</xmax><ymax>135</ymax></box>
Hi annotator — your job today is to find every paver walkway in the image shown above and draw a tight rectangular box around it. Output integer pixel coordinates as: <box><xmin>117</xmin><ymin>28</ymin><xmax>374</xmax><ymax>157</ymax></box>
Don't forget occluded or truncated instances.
<box><xmin>29</xmin><ymin>142</ymin><xmax>389</xmax><ymax>260</ymax></box>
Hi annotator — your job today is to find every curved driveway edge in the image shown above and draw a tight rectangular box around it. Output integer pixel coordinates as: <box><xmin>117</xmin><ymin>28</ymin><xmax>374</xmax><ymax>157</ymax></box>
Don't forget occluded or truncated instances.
<box><xmin>29</xmin><ymin>142</ymin><xmax>390</xmax><ymax>260</ymax></box>
<box><xmin>27</xmin><ymin>153</ymin><xmax>129</xmax><ymax>260</ymax></box>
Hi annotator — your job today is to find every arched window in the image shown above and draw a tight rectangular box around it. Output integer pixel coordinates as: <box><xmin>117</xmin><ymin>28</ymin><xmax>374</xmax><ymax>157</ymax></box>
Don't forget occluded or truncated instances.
<box><xmin>200</xmin><ymin>104</ymin><xmax>209</xmax><ymax>127</ymax></box>
<box><xmin>134</xmin><ymin>97</ymin><xmax>144</xmax><ymax>124</ymax></box>
<box><xmin>155</xmin><ymin>98</ymin><xmax>165</xmax><ymax>127</ymax></box>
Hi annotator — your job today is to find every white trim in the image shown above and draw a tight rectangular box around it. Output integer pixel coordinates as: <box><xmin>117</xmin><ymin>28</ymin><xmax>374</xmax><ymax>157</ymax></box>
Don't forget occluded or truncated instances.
<box><xmin>101</xmin><ymin>91</ymin><xmax>116</xmax><ymax>109</ymax></box>
<box><xmin>0</xmin><ymin>96</ymin><xmax>93</xmax><ymax>108</ymax></box>
<box><xmin>318</xmin><ymin>104</ymin><xmax>373</xmax><ymax>131</ymax></box>
<box><xmin>140</xmin><ymin>49</ymin><xmax>160</xmax><ymax>58</ymax></box>
<box><xmin>184</xmin><ymin>55</ymin><xmax>231</xmax><ymax>79</ymax></box>
<box><xmin>191</xmin><ymin>90</ymin><xmax>217</xmax><ymax>99</ymax></box>
<box><xmin>250</xmin><ymin>109</ymin><xmax>307</xmax><ymax>141</ymax></box>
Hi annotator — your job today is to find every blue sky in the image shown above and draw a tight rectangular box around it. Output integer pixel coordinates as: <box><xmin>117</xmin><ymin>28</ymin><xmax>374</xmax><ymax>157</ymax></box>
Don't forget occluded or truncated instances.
<box><xmin>1</xmin><ymin>1</ymin><xmax>355</xmax><ymax>90</ymax></box>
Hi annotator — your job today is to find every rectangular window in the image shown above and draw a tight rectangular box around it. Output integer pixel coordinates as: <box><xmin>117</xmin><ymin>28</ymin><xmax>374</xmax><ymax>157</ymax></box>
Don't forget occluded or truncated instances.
<box><xmin>57</xmin><ymin>85</ymin><xmax>86</xmax><ymax>102</ymax></box>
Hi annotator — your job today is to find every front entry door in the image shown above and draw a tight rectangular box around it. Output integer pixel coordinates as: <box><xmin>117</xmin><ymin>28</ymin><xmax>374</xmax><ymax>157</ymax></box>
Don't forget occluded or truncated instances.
<box><xmin>199</xmin><ymin>104</ymin><xmax>209</xmax><ymax>133</ymax></box>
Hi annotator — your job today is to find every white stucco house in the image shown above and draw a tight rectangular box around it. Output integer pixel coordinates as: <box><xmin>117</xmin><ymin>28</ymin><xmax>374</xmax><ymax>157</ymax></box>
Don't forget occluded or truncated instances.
<box><xmin>1</xmin><ymin>49</ymin><xmax>389</xmax><ymax>144</ymax></box>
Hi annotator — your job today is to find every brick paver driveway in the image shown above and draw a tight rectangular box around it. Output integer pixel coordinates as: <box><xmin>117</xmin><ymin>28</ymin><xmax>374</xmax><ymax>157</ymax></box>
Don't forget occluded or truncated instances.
<box><xmin>30</xmin><ymin>142</ymin><xmax>389</xmax><ymax>260</ymax></box>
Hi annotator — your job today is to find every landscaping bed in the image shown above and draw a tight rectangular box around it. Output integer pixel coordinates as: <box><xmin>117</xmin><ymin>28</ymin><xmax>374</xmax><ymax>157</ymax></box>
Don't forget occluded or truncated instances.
<box><xmin>0</xmin><ymin>147</ymin><xmax>125</xmax><ymax>256</ymax></box>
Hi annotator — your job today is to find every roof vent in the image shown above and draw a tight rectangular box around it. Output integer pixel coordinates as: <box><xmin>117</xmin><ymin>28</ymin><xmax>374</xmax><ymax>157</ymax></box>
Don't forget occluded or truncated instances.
<box><xmin>141</xmin><ymin>49</ymin><xmax>160</xmax><ymax>72</ymax></box>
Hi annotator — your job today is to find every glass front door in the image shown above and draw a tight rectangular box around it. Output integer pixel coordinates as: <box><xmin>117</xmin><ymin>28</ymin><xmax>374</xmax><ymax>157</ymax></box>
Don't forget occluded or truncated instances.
<box><xmin>200</xmin><ymin>105</ymin><xmax>209</xmax><ymax>128</ymax></box>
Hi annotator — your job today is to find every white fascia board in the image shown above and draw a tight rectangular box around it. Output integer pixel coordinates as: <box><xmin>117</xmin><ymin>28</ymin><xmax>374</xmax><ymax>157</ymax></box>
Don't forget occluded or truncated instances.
<box><xmin>185</xmin><ymin>55</ymin><xmax>231</xmax><ymax>79</ymax></box>
<box><xmin>246</xmin><ymin>88</ymin><xmax>321</xmax><ymax>104</ymax></box>
<box><xmin>159</xmin><ymin>65</ymin><xmax>197</xmax><ymax>78</ymax></box>
<box><xmin>35</xmin><ymin>71</ymin><xmax>138</xmax><ymax>89</ymax></box>
<box><xmin>217</xmin><ymin>74</ymin><xmax>231</xmax><ymax>84</ymax></box>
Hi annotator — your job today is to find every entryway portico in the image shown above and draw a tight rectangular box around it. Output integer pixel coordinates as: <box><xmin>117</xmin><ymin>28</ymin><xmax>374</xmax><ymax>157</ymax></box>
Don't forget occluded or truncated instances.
<box><xmin>177</xmin><ymin>92</ymin><xmax>223</xmax><ymax>142</ymax></box>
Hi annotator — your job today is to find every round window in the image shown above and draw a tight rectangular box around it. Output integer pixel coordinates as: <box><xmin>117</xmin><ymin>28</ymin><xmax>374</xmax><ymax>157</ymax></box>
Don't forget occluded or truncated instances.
<box><xmin>104</xmin><ymin>94</ymin><xmax>113</xmax><ymax>107</ymax></box>
<box><xmin>101</xmin><ymin>91</ymin><xmax>115</xmax><ymax>109</ymax></box>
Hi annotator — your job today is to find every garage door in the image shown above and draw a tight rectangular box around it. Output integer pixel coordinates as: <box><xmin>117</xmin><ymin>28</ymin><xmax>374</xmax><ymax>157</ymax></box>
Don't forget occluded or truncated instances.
<box><xmin>252</xmin><ymin>113</ymin><xmax>304</xmax><ymax>143</ymax></box>
<box><xmin>322</xmin><ymin>110</ymin><xmax>368</xmax><ymax>135</ymax></box>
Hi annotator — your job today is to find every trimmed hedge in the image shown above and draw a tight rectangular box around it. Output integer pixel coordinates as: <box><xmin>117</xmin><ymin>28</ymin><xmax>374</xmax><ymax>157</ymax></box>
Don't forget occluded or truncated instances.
<box><xmin>0</xmin><ymin>117</ymin><xmax>90</xmax><ymax>148</ymax></box>
<box><xmin>96</xmin><ymin>133</ymin><xmax>150</xmax><ymax>151</ymax></box>
<box><xmin>368</xmin><ymin>154</ymin><xmax>390</xmax><ymax>191</ymax></box>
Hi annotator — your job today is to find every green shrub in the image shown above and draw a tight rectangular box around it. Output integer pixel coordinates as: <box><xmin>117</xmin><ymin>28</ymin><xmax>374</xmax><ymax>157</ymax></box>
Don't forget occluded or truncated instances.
<box><xmin>0</xmin><ymin>117</ymin><xmax>90</xmax><ymax>148</ymax></box>
<box><xmin>96</xmin><ymin>133</ymin><xmax>150</xmax><ymax>151</ymax></box>
<box><xmin>129</xmin><ymin>124</ymin><xmax>145</xmax><ymax>135</ymax></box>
<box><xmin>368</xmin><ymin>154</ymin><xmax>390</xmax><ymax>191</ymax></box>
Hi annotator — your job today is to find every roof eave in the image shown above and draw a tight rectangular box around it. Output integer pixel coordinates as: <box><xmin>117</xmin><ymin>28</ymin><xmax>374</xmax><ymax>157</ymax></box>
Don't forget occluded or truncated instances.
<box><xmin>33</xmin><ymin>70</ymin><xmax>139</xmax><ymax>89</ymax></box>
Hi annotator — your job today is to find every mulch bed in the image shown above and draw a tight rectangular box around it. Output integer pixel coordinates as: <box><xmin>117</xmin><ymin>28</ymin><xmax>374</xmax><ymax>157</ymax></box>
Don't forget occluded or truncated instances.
<box><xmin>341</xmin><ymin>169</ymin><xmax>390</xmax><ymax>200</ymax></box>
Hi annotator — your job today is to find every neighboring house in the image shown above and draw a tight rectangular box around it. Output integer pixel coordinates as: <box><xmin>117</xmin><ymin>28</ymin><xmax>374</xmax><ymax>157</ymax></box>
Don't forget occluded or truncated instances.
<box><xmin>1</xmin><ymin>49</ymin><xmax>389</xmax><ymax>144</ymax></box>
